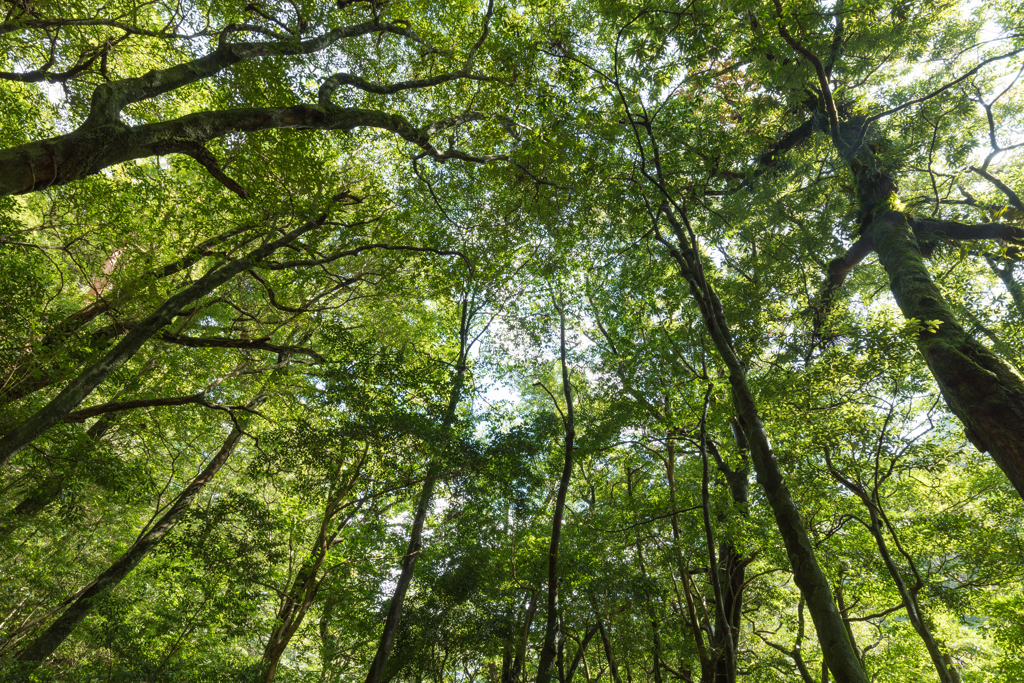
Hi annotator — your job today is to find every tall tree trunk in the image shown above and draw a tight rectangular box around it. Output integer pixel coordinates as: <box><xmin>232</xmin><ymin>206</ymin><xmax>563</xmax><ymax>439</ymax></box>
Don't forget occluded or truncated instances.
<box><xmin>625</xmin><ymin>468</ymin><xmax>666</xmax><ymax>683</ymax></box>
<box><xmin>564</xmin><ymin>624</ymin><xmax>598</xmax><ymax>683</ymax></box>
<box><xmin>651</xmin><ymin>618</ymin><xmax>664</xmax><ymax>683</ymax></box>
<box><xmin>261</xmin><ymin>458</ymin><xmax>365</xmax><ymax>682</ymax></box>
<box><xmin>536</xmin><ymin>299</ymin><xmax>576</xmax><ymax>683</ymax></box>
<box><xmin>825</xmin><ymin>459</ymin><xmax>954</xmax><ymax>683</ymax></box>
<box><xmin>364</xmin><ymin>297</ymin><xmax>473</xmax><ymax>683</ymax></box>
<box><xmin>707</xmin><ymin>441</ymin><xmax>750</xmax><ymax>683</ymax></box>
<box><xmin>696</xmin><ymin>389</ymin><xmax>735</xmax><ymax>683</ymax></box>
<box><xmin>0</xmin><ymin>217</ymin><xmax>326</xmax><ymax>469</ymax></box>
<box><xmin>657</xmin><ymin>205</ymin><xmax>868</xmax><ymax>683</ymax></box>
<box><xmin>509</xmin><ymin>591</ymin><xmax>539</xmax><ymax>683</ymax></box>
<box><xmin>838</xmin><ymin>123</ymin><xmax>1024</xmax><ymax>499</ymax></box>
<box><xmin>596</xmin><ymin>617</ymin><xmax>623</xmax><ymax>683</ymax></box>
<box><xmin>14</xmin><ymin>397</ymin><xmax>262</xmax><ymax>670</ymax></box>
<box><xmin>663</xmin><ymin>431</ymin><xmax>711</xmax><ymax>679</ymax></box>
<box><xmin>363</xmin><ymin>466</ymin><xmax>439</xmax><ymax>683</ymax></box>
<box><xmin>868</xmin><ymin>209</ymin><xmax>1024</xmax><ymax>497</ymax></box>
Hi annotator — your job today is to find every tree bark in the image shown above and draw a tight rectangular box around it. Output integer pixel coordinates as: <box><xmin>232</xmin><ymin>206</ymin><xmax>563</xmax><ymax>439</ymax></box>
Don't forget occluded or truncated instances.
<box><xmin>0</xmin><ymin>223</ymin><xmax>258</xmax><ymax>406</ymax></box>
<box><xmin>0</xmin><ymin>415</ymin><xmax>114</xmax><ymax>542</ymax></box>
<box><xmin>866</xmin><ymin>209</ymin><xmax>1024</xmax><ymax>498</ymax></box>
<box><xmin>596</xmin><ymin>617</ymin><xmax>623</xmax><ymax>683</ymax></box>
<box><xmin>564</xmin><ymin>624</ymin><xmax>598</xmax><ymax>683</ymax></box>
<box><xmin>261</xmin><ymin>459</ymin><xmax>364</xmax><ymax>682</ymax></box>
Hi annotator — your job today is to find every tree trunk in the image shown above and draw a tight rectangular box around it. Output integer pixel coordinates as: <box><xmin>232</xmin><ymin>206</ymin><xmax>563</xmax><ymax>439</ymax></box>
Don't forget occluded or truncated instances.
<box><xmin>0</xmin><ymin>223</ymin><xmax>258</xmax><ymax>406</ymax></box>
<box><xmin>14</xmin><ymin>399</ymin><xmax>260</xmax><ymax>670</ymax></box>
<box><xmin>536</xmin><ymin>300</ymin><xmax>576</xmax><ymax>683</ymax></box>
<box><xmin>658</xmin><ymin>206</ymin><xmax>868</xmax><ymax>683</ymax></box>
<box><xmin>835</xmin><ymin>118</ymin><xmax>1024</xmax><ymax>499</ymax></box>
<box><xmin>363</xmin><ymin>470</ymin><xmax>438</xmax><ymax>683</ymax></box>
<box><xmin>0</xmin><ymin>415</ymin><xmax>114</xmax><ymax>542</ymax></box>
<box><xmin>261</xmin><ymin>460</ymin><xmax>363</xmax><ymax>682</ymax></box>
<box><xmin>696</xmin><ymin>393</ymin><xmax>735</xmax><ymax>683</ymax></box>
<box><xmin>651</xmin><ymin>619</ymin><xmax>664</xmax><ymax>683</ymax></box>
<box><xmin>0</xmin><ymin>218</ymin><xmax>325</xmax><ymax>469</ymax></box>
<box><xmin>867</xmin><ymin>209</ymin><xmax>1024</xmax><ymax>498</ymax></box>
<box><xmin>708</xmin><ymin>441</ymin><xmax>750</xmax><ymax>683</ymax></box>
<box><xmin>825</xmin><ymin>460</ymin><xmax>954</xmax><ymax>682</ymax></box>
<box><xmin>364</xmin><ymin>298</ymin><xmax>472</xmax><ymax>683</ymax></box>
<box><xmin>510</xmin><ymin>592</ymin><xmax>539</xmax><ymax>683</ymax></box>
<box><xmin>565</xmin><ymin>624</ymin><xmax>598</xmax><ymax>683</ymax></box>
<box><xmin>596</xmin><ymin>617</ymin><xmax>623</xmax><ymax>683</ymax></box>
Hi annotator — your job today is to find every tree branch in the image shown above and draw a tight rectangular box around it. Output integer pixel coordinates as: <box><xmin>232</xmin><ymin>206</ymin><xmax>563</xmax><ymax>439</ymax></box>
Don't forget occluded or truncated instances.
<box><xmin>810</xmin><ymin>237</ymin><xmax>873</xmax><ymax>341</ymax></box>
<box><xmin>773</xmin><ymin>0</ymin><xmax>841</xmax><ymax>147</ymax></box>
<box><xmin>156</xmin><ymin>333</ymin><xmax>327</xmax><ymax>363</ymax></box>
<box><xmin>968</xmin><ymin>166</ymin><xmax>1024</xmax><ymax>212</ymax></box>
<box><xmin>910</xmin><ymin>216</ymin><xmax>1024</xmax><ymax>242</ymax></box>
<box><xmin>62</xmin><ymin>393</ymin><xmax>260</xmax><ymax>422</ymax></box>
<box><xmin>0</xmin><ymin>104</ymin><xmax>500</xmax><ymax>196</ymax></box>
<box><xmin>865</xmin><ymin>46</ymin><xmax>1024</xmax><ymax>124</ymax></box>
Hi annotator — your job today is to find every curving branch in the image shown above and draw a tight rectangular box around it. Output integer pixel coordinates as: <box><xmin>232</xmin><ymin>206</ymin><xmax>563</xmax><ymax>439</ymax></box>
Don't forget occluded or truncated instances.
<box><xmin>0</xmin><ymin>104</ymin><xmax>500</xmax><ymax>197</ymax></box>
<box><xmin>968</xmin><ymin>166</ymin><xmax>1024</xmax><ymax>212</ymax></box>
<box><xmin>974</xmin><ymin>61</ymin><xmax>1024</xmax><ymax>171</ymax></box>
<box><xmin>80</xmin><ymin>19</ymin><xmax>423</xmax><ymax>127</ymax></box>
<box><xmin>318</xmin><ymin>71</ymin><xmax>493</xmax><ymax>103</ymax></box>
<box><xmin>865</xmin><ymin>46</ymin><xmax>1024</xmax><ymax>125</ymax></box>
<box><xmin>810</xmin><ymin>236</ymin><xmax>873</xmax><ymax>342</ymax></box>
<box><xmin>910</xmin><ymin>217</ymin><xmax>1024</xmax><ymax>242</ymax></box>
<box><xmin>62</xmin><ymin>393</ymin><xmax>260</xmax><ymax>423</ymax></box>
<box><xmin>772</xmin><ymin>0</ymin><xmax>841</xmax><ymax>147</ymax></box>
<box><xmin>0</xmin><ymin>16</ymin><xmax>214</xmax><ymax>39</ymax></box>
<box><xmin>157</xmin><ymin>333</ymin><xmax>327</xmax><ymax>363</ymax></box>
<box><xmin>180</xmin><ymin>144</ymin><xmax>250</xmax><ymax>198</ymax></box>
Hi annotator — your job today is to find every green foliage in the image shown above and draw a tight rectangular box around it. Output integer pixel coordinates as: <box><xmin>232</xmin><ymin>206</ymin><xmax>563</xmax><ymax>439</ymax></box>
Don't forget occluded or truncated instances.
<box><xmin>2</xmin><ymin>0</ymin><xmax>1024</xmax><ymax>681</ymax></box>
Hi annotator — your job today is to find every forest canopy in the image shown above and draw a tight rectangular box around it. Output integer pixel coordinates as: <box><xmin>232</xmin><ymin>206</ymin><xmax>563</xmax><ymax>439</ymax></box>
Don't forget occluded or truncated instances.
<box><xmin>2</xmin><ymin>0</ymin><xmax>1024</xmax><ymax>681</ymax></box>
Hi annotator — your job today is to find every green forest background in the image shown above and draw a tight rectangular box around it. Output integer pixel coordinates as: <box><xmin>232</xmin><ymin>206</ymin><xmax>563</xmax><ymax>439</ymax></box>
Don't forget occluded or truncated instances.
<box><xmin>2</xmin><ymin>0</ymin><xmax>1024</xmax><ymax>681</ymax></box>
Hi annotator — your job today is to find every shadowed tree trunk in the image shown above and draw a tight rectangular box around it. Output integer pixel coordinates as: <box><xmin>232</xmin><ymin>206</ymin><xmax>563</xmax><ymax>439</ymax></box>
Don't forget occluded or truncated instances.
<box><xmin>825</xmin><ymin>451</ymin><xmax>955</xmax><ymax>683</ymax></box>
<box><xmin>654</xmin><ymin>203</ymin><xmax>868</xmax><ymax>683</ymax></box>
<box><xmin>261</xmin><ymin>453</ymin><xmax>367</xmax><ymax>682</ymax></box>
<box><xmin>596</xmin><ymin>616</ymin><xmax>622</xmax><ymax>683</ymax></box>
<box><xmin>0</xmin><ymin>223</ymin><xmax>259</xmax><ymax>406</ymax></box>
<box><xmin>0</xmin><ymin>217</ymin><xmax>329</xmax><ymax>469</ymax></box>
<box><xmin>0</xmin><ymin>415</ymin><xmax>114</xmax><ymax>542</ymax></box>
<box><xmin>706</xmin><ymin>439</ymin><xmax>750</xmax><ymax>683</ymax></box>
<box><xmin>14</xmin><ymin>394</ymin><xmax>263</xmax><ymax>672</ymax></box>
<box><xmin>506</xmin><ymin>590</ymin><xmax>539</xmax><ymax>683</ymax></box>
<box><xmin>535</xmin><ymin>296</ymin><xmax>576</xmax><ymax>683</ymax></box>
<box><xmin>564</xmin><ymin>624</ymin><xmax>598</xmax><ymax>683</ymax></box>
<box><xmin>364</xmin><ymin>292</ymin><xmax>478</xmax><ymax>683</ymax></box>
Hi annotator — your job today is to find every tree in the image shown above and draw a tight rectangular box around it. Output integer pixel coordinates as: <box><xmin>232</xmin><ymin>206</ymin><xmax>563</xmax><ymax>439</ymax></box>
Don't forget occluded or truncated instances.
<box><xmin>3</xmin><ymin>0</ymin><xmax>1024</xmax><ymax>681</ymax></box>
